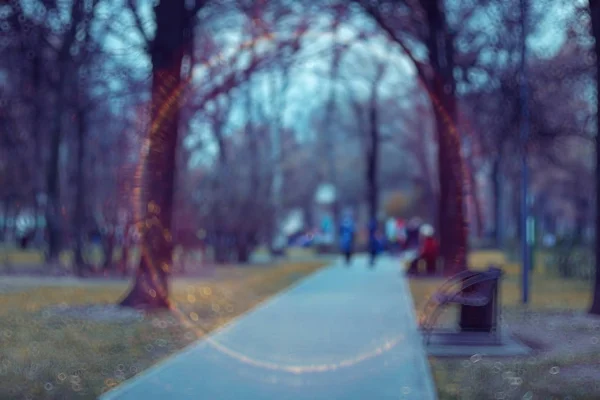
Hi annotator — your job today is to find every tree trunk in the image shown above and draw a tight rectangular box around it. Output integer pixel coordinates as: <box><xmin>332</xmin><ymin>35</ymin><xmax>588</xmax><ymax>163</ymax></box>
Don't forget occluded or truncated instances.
<box><xmin>467</xmin><ymin>158</ymin><xmax>484</xmax><ymax>239</ymax></box>
<box><xmin>120</xmin><ymin>0</ymin><xmax>191</xmax><ymax>309</ymax></box>
<box><xmin>325</xmin><ymin>12</ymin><xmax>344</xmax><ymax>236</ymax></box>
<box><xmin>237</xmin><ymin>52</ymin><xmax>260</xmax><ymax>264</ymax></box>
<box><xmin>236</xmin><ymin>235</ymin><xmax>250</xmax><ymax>264</ymax></box>
<box><xmin>512</xmin><ymin>174</ymin><xmax>522</xmax><ymax>241</ymax></box>
<box><xmin>212</xmin><ymin>231</ymin><xmax>229</xmax><ymax>264</ymax></box>
<box><xmin>45</xmin><ymin>93</ymin><xmax>64</xmax><ymax>264</ymax></box>
<box><xmin>424</xmin><ymin>1</ymin><xmax>468</xmax><ymax>275</ymax></box>
<box><xmin>1</xmin><ymin>200</ymin><xmax>10</xmax><ymax>241</ymax></box>
<box><xmin>589</xmin><ymin>0</ymin><xmax>600</xmax><ymax>315</ymax></box>
<box><xmin>45</xmin><ymin>0</ymin><xmax>84</xmax><ymax>264</ymax></box>
<box><xmin>73</xmin><ymin>105</ymin><xmax>87</xmax><ymax>276</ymax></box>
<box><xmin>120</xmin><ymin>243</ymin><xmax>130</xmax><ymax>276</ymax></box>
<box><xmin>366</xmin><ymin>84</ymin><xmax>380</xmax><ymax>223</ymax></box>
<box><xmin>491</xmin><ymin>157</ymin><xmax>503</xmax><ymax>248</ymax></box>
<box><xmin>574</xmin><ymin>197</ymin><xmax>588</xmax><ymax>244</ymax></box>
<box><xmin>103</xmin><ymin>229</ymin><xmax>115</xmax><ymax>271</ymax></box>
<box><xmin>31</xmin><ymin>48</ymin><xmax>45</xmax><ymax>245</ymax></box>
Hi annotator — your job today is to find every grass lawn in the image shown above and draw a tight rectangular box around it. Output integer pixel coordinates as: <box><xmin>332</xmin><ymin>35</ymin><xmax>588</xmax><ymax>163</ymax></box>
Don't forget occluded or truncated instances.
<box><xmin>0</xmin><ymin>260</ymin><xmax>326</xmax><ymax>399</ymax></box>
<box><xmin>407</xmin><ymin>250</ymin><xmax>600</xmax><ymax>400</ymax></box>
<box><xmin>0</xmin><ymin>245</ymin><xmax>138</xmax><ymax>271</ymax></box>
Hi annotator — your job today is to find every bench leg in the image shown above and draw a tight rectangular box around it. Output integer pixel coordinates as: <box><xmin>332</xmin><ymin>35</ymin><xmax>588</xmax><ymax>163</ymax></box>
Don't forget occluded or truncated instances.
<box><xmin>421</xmin><ymin>302</ymin><xmax>448</xmax><ymax>346</ymax></box>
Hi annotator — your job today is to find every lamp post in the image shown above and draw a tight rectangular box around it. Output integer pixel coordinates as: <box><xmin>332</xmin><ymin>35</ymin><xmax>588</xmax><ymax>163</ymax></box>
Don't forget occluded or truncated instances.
<box><xmin>520</xmin><ymin>0</ymin><xmax>532</xmax><ymax>304</ymax></box>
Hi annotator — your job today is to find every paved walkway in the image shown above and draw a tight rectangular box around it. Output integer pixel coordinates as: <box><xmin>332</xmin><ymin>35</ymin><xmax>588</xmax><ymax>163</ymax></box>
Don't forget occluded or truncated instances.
<box><xmin>101</xmin><ymin>255</ymin><xmax>436</xmax><ymax>400</ymax></box>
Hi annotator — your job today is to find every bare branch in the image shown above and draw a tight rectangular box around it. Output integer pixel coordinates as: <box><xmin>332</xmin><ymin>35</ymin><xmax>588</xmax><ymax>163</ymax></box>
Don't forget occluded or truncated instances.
<box><xmin>127</xmin><ymin>0</ymin><xmax>151</xmax><ymax>47</ymax></box>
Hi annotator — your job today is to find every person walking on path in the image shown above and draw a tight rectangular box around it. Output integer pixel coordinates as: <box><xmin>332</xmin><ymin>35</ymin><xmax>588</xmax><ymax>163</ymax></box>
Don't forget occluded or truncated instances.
<box><xmin>339</xmin><ymin>212</ymin><xmax>356</xmax><ymax>265</ymax></box>
<box><xmin>403</xmin><ymin>217</ymin><xmax>422</xmax><ymax>251</ymax></box>
<box><xmin>406</xmin><ymin>224</ymin><xmax>439</xmax><ymax>276</ymax></box>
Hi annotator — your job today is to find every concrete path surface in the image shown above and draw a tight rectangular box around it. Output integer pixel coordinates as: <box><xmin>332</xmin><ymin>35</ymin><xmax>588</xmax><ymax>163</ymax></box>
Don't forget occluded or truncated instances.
<box><xmin>101</xmin><ymin>255</ymin><xmax>436</xmax><ymax>400</ymax></box>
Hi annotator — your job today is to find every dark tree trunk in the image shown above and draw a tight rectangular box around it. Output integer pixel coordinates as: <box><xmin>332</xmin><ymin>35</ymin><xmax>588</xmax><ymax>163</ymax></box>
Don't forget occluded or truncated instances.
<box><xmin>424</xmin><ymin>0</ymin><xmax>468</xmax><ymax>275</ymax></box>
<box><xmin>236</xmin><ymin>50</ymin><xmax>260</xmax><ymax>264</ymax></box>
<box><xmin>103</xmin><ymin>230</ymin><xmax>115</xmax><ymax>271</ymax></box>
<box><xmin>73</xmin><ymin>105</ymin><xmax>87</xmax><ymax>276</ymax></box>
<box><xmin>213</xmin><ymin>231</ymin><xmax>229</xmax><ymax>264</ymax></box>
<box><xmin>45</xmin><ymin>0</ymin><xmax>84</xmax><ymax>264</ymax></box>
<box><xmin>491</xmin><ymin>157</ymin><xmax>503</xmax><ymax>248</ymax></box>
<box><xmin>466</xmin><ymin>157</ymin><xmax>484</xmax><ymax>239</ymax></box>
<box><xmin>120</xmin><ymin>0</ymin><xmax>192</xmax><ymax>309</ymax></box>
<box><xmin>1</xmin><ymin>200</ymin><xmax>10</xmax><ymax>241</ymax></box>
<box><xmin>236</xmin><ymin>235</ymin><xmax>250</xmax><ymax>264</ymax></box>
<box><xmin>366</xmin><ymin>70</ymin><xmax>382</xmax><ymax>223</ymax></box>
<box><xmin>574</xmin><ymin>197</ymin><xmax>588</xmax><ymax>244</ymax></box>
<box><xmin>209</xmin><ymin>101</ymin><xmax>228</xmax><ymax>264</ymax></box>
<box><xmin>512</xmin><ymin>175</ymin><xmax>522</xmax><ymax>241</ymax></box>
<box><xmin>589</xmin><ymin>0</ymin><xmax>600</xmax><ymax>315</ymax></box>
<box><xmin>30</xmin><ymin>48</ymin><xmax>45</xmax><ymax>245</ymax></box>
<box><xmin>120</xmin><ymin>243</ymin><xmax>130</xmax><ymax>276</ymax></box>
<box><xmin>45</xmin><ymin>91</ymin><xmax>64</xmax><ymax>264</ymax></box>
<box><xmin>325</xmin><ymin>11</ymin><xmax>344</xmax><ymax>236</ymax></box>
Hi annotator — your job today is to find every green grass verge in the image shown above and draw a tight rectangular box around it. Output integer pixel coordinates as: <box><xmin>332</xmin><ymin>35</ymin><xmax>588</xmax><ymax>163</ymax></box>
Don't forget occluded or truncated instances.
<box><xmin>408</xmin><ymin>250</ymin><xmax>599</xmax><ymax>400</ymax></box>
<box><xmin>0</xmin><ymin>261</ymin><xmax>326</xmax><ymax>399</ymax></box>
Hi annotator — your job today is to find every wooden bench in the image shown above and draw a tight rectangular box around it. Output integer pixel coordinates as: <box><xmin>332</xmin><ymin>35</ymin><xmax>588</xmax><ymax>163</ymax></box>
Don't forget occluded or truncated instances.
<box><xmin>419</xmin><ymin>266</ymin><xmax>503</xmax><ymax>345</ymax></box>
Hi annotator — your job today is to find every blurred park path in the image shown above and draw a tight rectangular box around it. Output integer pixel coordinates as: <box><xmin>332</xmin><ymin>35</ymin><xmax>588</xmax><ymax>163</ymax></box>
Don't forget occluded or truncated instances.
<box><xmin>101</xmin><ymin>255</ymin><xmax>436</xmax><ymax>400</ymax></box>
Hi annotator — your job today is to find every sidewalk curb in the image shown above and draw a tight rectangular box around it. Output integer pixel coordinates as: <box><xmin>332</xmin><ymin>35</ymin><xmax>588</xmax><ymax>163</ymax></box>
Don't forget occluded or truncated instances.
<box><xmin>398</xmin><ymin>264</ymin><xmax>438</xmax><ymax>400</ymax></box>
<box><xmin>101</xmin><ymin>261</ymin><xmax>332</xmax><ymax>399</ymax></box>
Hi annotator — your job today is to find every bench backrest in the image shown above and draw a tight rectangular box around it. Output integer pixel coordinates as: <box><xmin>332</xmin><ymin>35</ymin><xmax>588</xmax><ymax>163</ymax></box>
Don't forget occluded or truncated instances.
<box><xmin>462</xmin><ymin>266</ymin><xmax>502</xmax><ymax>300</ymax></box>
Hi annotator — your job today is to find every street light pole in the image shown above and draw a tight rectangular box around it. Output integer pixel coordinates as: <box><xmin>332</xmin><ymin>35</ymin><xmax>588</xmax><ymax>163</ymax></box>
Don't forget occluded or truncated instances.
<box><xmin>520</xmin><ymin>0</ymin><xmax>532</xmax><ymax>304</ymax></box>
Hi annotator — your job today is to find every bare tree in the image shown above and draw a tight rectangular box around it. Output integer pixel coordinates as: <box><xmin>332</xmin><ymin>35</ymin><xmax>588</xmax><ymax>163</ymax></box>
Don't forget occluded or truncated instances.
<box><xmin>587</xmin><ymin>0</ymin><xmax>600</xmax><ymax>315</ymax></box>
<box><xmin>355</xmin><ymin>0</ymin><xmax>468</xmax><ymax>274</ymax></box>
<box><xmin>120</xmin><ymin>0</ymin><xmax>196</xmax><ymax>308</ymax></box>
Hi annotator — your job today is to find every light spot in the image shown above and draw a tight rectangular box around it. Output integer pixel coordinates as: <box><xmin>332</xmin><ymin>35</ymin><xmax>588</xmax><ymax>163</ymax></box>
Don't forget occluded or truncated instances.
<box><xmin>502</xmin><ymin>371</ymin><xmax>514</xmax><ymax>379</ymax></box>
<box><xmin>549</xmin><ymin>366</ymin><xmax>560</xmax><ymax>375</ymax></box>
<box><xmin>510</xmin><ymin>377</ymin><xmax>523</xmax><ymax>386</ymax></box>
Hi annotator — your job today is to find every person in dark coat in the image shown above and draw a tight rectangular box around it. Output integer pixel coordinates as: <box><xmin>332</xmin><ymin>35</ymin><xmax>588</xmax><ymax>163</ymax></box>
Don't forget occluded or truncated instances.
<box><xmin>404</xmin><ymin>217</ymin><xmax>422</xmax><ymax>251</ymax></box>
<box><xmin>339</xmin><ymin>213</ymin><xmax>356</xmax><ymax>265</ymax></box>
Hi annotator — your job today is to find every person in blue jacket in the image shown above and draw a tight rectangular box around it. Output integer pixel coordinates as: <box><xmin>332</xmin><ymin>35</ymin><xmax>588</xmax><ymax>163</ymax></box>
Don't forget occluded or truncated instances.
<box><xmin>339</xmin><ymin>212</ymin><xmax>355</xmax><ymax>265</ymax></box>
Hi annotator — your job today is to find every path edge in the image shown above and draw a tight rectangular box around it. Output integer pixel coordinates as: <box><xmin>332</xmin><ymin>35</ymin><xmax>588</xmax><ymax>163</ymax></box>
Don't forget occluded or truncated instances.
<box><xmin>397</xmin><ymin>266</ymin><xmax>439</xmax><ymax>400</ymax></box>
<box><xmin>100</xmin><ymin>260</ymin><xmax>333</xmax><ymax>399</ymax></box>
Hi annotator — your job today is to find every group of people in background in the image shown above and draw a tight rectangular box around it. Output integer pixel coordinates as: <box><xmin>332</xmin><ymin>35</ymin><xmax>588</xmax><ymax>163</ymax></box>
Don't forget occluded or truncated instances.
<box><xmin>338</xmin><ymin>213</ymin><xmax>440</xmax><ymax>275</ymax></box>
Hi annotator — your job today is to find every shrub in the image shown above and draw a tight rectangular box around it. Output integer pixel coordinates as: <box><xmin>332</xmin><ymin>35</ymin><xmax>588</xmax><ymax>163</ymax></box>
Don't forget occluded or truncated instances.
<box><xmin>545</xmin><ymin>239</ymin><xmax>594</xmax><ymax>280</ymax></box>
